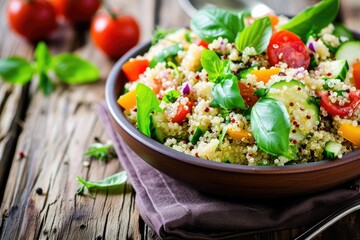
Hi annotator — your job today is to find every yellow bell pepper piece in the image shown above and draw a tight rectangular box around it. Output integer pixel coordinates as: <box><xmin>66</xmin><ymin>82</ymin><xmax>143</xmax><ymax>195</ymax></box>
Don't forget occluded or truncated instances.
<box><xmin>338</xmin><ymin>123</ymin><xmax>360</xmax><ymax>146</ymax></box>
<box><xmin>117</xmin><ymin>89</ymin><xmax>137</xmax><ymax>111</ymax></box>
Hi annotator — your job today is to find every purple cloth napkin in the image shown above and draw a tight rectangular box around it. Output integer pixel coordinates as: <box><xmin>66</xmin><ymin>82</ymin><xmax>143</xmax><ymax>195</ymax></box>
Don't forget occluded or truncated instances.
<box><xmin>97</xmin><ymin>102</ymin><xmax>360</xmax><ymax>239</ymax></box>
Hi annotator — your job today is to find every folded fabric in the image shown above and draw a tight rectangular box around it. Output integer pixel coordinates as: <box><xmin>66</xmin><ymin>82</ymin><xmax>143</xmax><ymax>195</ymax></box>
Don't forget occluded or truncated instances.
<box><xmin>97</xmin><ymin>102</ymin><xmax>360</xmax><ymax>239</ymax></box>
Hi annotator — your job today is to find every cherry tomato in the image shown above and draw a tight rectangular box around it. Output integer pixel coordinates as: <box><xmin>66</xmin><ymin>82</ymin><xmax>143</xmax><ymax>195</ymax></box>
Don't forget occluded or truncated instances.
<box><xmin>352</xmin><ymin>62</ymin><xmax>360</xmax><ymax>89</ymax></box>
<box><xmin>51</xmin><ymin>0</ymin><xmax>100</xmax><ymax>25</ymax></box>
<box><xmin>318</xmin><ymin>90</ymin><xmax>360</xmax><ymax>117</ymax></box>
<box><xmin>267</xmin><ymin>30</ymin><xmax>310</xmax><ymax>69</ymax></box>
<box><xmin>122</xmin><ymin>59</ymin><xmax>149</xmax><ymax>82</ymax></box>
<box><xmin>7</xmin><ymin>0</ymin><xmax>57</xmax><ymax>41</ymax></box>
<box><xmin>90</xmin><ymin>14</ymin><xmax>140</xmax><ymax>59</ymax></box>
<box><xmin>172</xmin><ymin>101</ymin><xmax>194</xmax><ymax>124</ymax></box>
<box><xmin>238</xmin><ymin>82</ymin><xmax>258</xmax><ymax>107</ymax></box>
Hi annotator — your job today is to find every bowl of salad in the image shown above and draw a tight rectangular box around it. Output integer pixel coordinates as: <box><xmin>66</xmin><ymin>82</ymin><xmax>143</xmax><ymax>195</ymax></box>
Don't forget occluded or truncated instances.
<box><xmin>106</xmin><ymin>0</ymin><xmax>360</xmax><ymax>198</ymax></box>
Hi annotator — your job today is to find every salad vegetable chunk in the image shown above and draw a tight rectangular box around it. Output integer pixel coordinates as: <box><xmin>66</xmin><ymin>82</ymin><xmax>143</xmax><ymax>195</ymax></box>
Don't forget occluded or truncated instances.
<box><xmin>117</xmin><ymin>0</ymin><xmax>360</xmax><ymax>166</ymax></box>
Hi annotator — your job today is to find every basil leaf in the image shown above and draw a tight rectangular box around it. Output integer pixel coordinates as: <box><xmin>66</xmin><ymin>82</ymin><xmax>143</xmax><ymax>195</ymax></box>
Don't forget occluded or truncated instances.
<box><xmin>280</xmin><ymin>0</ymin><xmax>340</xmax><ymax>41</ymax></box>
<box><xmin>235</xmin><ymin>16</ymin><xmax>272</xmax><ymax>54</ymax></box>
<box><xmin>38</xmin><ymin>71</ymin><xmax>54</xmax><ymax>96</ymax></box>
<box><xmin>76</xmin><ymin>171</ymin><xmax>128</xmax><ymax>194</ymax></box>
<box><xmin>84</xmin><ymin>142</ymin><xmax>117</xmax><ymax>161</ymax></box>
<box><xmin>34</xmin><ymin>41</ymin><xmax>51</xmax><ymax>72</ymax></box>
<box><xmin>201</xmin><ymin>49</ymin><xmax>224</xmax><ymax>82</ymax></box>
<box><xmin>52</xmin><ymin>53</ymin><xmax>99</xmax><ymax>84</ymax></box>
<box><xmin>190</xmin><ymin>8</ymin><xmax>244</xmax><ymax>43</ymax></box>
<box><xmin>250</xmin><ymin>98</ymin><xmax>290</xmax><ymax>157</ymax></box>
<box><xmin>254</xmin><ymin>88</ymin><xmax>268</xmax><ymax>97</ymax></box>
<box><xmin>136</xmin><ymin>83</ymin><xmax>162</xmax><ymax>137</ymax></box>
<box><xmin>149</xmin><ymin>44</ymin><xmax>184</xmax><ymax>68</ymax></box>
<box><xmin>162</xmin><ymin>89</ymin><xmax>180</xmax><ymax>103</ymax></box>
<box><xmin>0</xmin><ymin>57</ymin><xmax>33</xmax><ymax>84</ymax></box>
<box><xmin>212</xmin><ymin>74</ymin><xmax>247</xmax><ymax>110</ymax></box>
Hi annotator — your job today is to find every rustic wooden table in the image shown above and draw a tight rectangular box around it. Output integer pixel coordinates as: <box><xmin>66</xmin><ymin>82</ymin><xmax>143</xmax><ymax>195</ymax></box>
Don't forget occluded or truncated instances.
<box><xmin>0</xmin><ymin>0</ymin><xmax>359</xmax><ymax>239</ymax></box>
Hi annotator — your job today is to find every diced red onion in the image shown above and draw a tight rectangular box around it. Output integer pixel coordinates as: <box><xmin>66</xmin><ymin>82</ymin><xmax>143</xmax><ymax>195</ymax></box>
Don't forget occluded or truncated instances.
<box><xmin>182</xmin><ymin>83</ymin><xmax>190</xmax><ymax>96</ymax></box>
<box><xmin>308</xmin><ymin>42</ymin><xmax>316</xmax><ymax>52</ymax></box>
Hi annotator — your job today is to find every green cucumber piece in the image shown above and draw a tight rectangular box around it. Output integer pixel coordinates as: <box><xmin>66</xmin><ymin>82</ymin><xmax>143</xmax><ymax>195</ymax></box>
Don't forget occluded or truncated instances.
<box><xmin>266</xmin><ymin>80</ymin><xmax>319</xmax><ymax>139</ymax></box>
<box><xmin>326</xmin><ymin>59</ymin><xmax>349</xmax><ymax>81</ymax></box>
<box><xmin>151</xmin><ymin>113</ymin><xmax>167</xmax><ymax>143</ymax></box>
<box><xmin>333</xmin><ymin>23</ymin><xmax>355</xmax><ymax>41</ymax></box>
<box><xmin>190</xmin><ymin>126</ymin><xmax>205</xmax><ymax>145</ymax></box>
<box><xmin>335</xmin><ymin>41</ymin><xmax>360</xmax><ymax>66</ymax></box>
<box><xmin>237</xmin><ymin>65</ymin><xmax>257</xmax><ymax>79</ymax></box>
<box><xmin>324</xmin><ymin>141</ymin><xmax>342</xmax><ymax>159</ymax></box>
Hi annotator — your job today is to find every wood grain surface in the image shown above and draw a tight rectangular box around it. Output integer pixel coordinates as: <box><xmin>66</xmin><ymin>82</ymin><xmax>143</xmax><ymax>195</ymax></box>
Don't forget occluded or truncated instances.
<box><xmin>0</xmin><ymin>0</ymin><xmax>359</xmax><ymax>240</ymax></box>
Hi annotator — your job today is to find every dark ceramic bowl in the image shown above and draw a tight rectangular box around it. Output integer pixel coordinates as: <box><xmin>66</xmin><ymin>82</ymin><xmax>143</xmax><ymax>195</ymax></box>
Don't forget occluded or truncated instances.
<box><xmin>106</xmin><ymin>41</ymin><xmax>360</xmax><ymax>199</ymax></box>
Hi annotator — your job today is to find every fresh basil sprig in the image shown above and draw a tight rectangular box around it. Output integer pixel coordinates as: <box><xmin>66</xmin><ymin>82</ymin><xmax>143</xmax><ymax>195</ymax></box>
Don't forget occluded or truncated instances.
<box><xmin>162</xmin><ymin>89</ymin><xmax>180</xmax><ymax>103</ymax></box>
<box><xmin>0</xmin><ymin>42</ymin><xmax>100</xmax><ymax>95</ymax></box>
<box><xmin>235</xmin><ymin>16</ymin><xmax>272</xmax><ymax>55</ymax></box>
<box><xmin>250</xmin><ymin>98</ymin><xmax>292</xmax><ymax>158</ymax></box>
<box><xmin>136</xmin><ymin>83</ymin><xmax>162</xmax><ymax>137</ymax></box>
<box><xmin>190</xmin><ymin>8</ymin><xmax>247</xmax><ymax>43</ymax></box>
<box><xmin>280</xmin><ymin>0</ymin><xmax>339</xmax><ymax>41</ymax></box>
<box><xmin>76</xmin><ymin>171</ymin><xmax>128</xmax><ymax>195</ymax></box>
<box><xmin>0</xmin><ymin>57</ymin><xmax>33</xmax><ymax>84</ymax></box>
<box><xmin>84</xmin><ymin>142</ymin><xmax>117</xmax><ymax>161</ymax></box>
<box><xmin>149</xmin><ymin>44</ymin><xmax>184</xmax><ymax>68</ymax></box>
<box><xmin>212</xmin><ymin>74</ymin><xmax>247</xmax><ymax>110</ymax></box>
<box><xmin>201</xmin><ymin>49</ymin><xmax>227</xmax><ymax>82</ymax></box>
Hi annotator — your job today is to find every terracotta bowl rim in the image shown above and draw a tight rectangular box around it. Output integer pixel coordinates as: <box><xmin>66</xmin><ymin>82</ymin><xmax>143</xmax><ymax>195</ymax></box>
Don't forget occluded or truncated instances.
<box><xmin>105</xmin><ymin>40</ymin><xmax>360</xmax><ymax>176</ymax></box>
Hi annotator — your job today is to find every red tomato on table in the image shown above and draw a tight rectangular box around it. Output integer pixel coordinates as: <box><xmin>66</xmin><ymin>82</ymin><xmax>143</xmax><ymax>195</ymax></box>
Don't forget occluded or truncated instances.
<box><xmin>267</xmin><ymin>30</ymin><xmax>310</xmax><ymax>69</ymax></box>
<box><xmin>51</xmin><ymin>0</ymin><xmax>100</xmax><ymax>25</ymax></box>
<box><xmin>7</xmin><ymin>0</ymin><xmax>57</xmax><ymax>41</ymax></box>
<box><xmin>90</xmin><ymin>14</ymin><xmax>140</xmax><ymax>59</ymax></box>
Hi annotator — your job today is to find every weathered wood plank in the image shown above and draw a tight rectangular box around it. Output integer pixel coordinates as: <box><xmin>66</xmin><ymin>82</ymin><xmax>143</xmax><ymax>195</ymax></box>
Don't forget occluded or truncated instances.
<box><xmin>0</xmin><ymin>0</ymin><xmax>155</xmax><ymax>239</ymax></box>
<box><xmin>0</xmin><ymin>0</ymin><xmax>34</xmax><ymax>204</ymax></box>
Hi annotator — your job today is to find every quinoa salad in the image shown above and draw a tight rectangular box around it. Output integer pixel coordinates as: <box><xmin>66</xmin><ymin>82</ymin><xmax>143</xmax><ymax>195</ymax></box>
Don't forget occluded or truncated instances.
<box><xmin>117</xmin><ymin>0</ymin><xmax>360</xmax><ymax>166</ymax></box>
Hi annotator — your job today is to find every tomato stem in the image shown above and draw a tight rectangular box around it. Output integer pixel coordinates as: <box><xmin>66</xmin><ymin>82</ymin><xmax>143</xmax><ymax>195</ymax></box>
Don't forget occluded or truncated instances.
<box><xmin>102</xmin><ymin>0</ymin><xmax>117</xmax><ymax>19</ymax></box>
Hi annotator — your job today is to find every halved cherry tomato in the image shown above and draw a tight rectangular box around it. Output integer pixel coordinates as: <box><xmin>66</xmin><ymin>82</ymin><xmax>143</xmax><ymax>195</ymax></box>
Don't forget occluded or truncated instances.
<box><xmin>267</xmin><ymin>30</ymin><xmax>310</xmax><ymax>69</ymax></box>
<box><xmin>238</xmin><ymin>82</ymin><xmax>258</xmax><ymax>107</ymax></box>
<box><xmin>196</xmin><ymin>39</ymin><xmax>208</xmax><ymax>48</ymax></box>
<box><xmin>51</xmin><ymin>0</ymin><xmax>100</xmax><ymax>25</ymax></box>
<box><xmin>338</xmin><ymin>123</ymin><xmax>360</xmax><ymax>146</ymax></box>
<box><xmin>90</xmin><ymin>14</ymin><xmax>140</xmax><ymax>59</ymax></box>
<box><xmin>7</xmin><ymin>0</ymin><xmax>57</xmax><ymax>41</ymax></box>
<box><xmin>172</xmin><ymin>100</ymin><xmax>194</xmax><ymax>124</ymax></box>
<box><xmin>352</xmin><ymin>62</ymin><xmax>360</xmax><ymax>89</ymax></box>
<box><xmin>318</xmin><ymin>91</ymin><xmax>360</xmax><ymax>117</ymax></box>
<box><xmin>122</xmin><ymin>59</ymin><xmax>149</xmax><ymax>82</ymax></box>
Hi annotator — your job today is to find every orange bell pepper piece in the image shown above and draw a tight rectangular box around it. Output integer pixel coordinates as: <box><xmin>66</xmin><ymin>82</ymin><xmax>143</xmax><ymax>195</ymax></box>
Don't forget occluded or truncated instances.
<box><xmin>228</xmin><ymin>128</ymin><xmax>252</xmax><ymax>141</ymax></box>
<box><xmin>338</xmin><ymin>123</ymin><xmax>360</xmax><ymax>146</ymax></box>
<box><xmin>122</xmin><ymin>59</ymin><xmax>149</xmax><ymax>82</ymax></box>
<box><xmin>250</xmin><ymin>68</ymin><xmax>281</xmax><ymax>83</ymax></box>
<box><xmin>117</xmin><ymin>89</ymin><xmax>137</xmax><ymax>111</ymax></box>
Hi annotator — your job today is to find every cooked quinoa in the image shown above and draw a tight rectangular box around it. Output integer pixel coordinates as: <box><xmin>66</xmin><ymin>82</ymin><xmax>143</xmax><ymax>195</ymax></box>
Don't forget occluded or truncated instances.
<box><xmin>118</xmin><ymin>8</ymin><xmax>360</xmax><ymax>166</ymax></box>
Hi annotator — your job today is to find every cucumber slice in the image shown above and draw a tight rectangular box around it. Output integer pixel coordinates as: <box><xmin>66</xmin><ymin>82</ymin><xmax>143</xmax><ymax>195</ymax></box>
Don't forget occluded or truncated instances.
<box><xmin>324</xmin><ymin>141</ymin><xmax>342</xmax><ymax>159</ymax></box>
<box><xmin>326</xmin><ymin>59</ymin><xmax>349</xmax><ymax>81</ymax></box>
<box><xmin>151</xmin><ymin>113</ymin><xmax>167</xmax><ymax>143</ymax></box>
<box><xmin>335</xmin><ymin>41</ymin><xmax>360</xmax><ymax>66</ymax></box>
<box><xmin>266</xmin><ymin>80</ymin><xmax>319</xmax><ymax>139</ymax></box>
